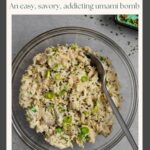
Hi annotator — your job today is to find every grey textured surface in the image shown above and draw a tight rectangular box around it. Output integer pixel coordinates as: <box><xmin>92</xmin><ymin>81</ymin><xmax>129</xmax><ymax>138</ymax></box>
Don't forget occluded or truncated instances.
<box><xmin>12</xmin><ymin>15</ymin><xmax>138</xmax><ymax>150</ymax></box>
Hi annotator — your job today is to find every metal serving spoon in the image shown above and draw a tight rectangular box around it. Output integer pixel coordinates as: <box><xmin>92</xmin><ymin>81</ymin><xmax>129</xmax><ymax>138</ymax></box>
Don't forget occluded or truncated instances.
<box><xmin>87</xmin><ymin>53</ymin><xmax>138</xmax><ymax>150</ymax></box>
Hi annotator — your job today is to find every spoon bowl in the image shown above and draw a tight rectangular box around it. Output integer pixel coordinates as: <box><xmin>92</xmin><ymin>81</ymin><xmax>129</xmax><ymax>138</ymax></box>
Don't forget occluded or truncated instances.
<box><xmin>87</xmin><ymin>53</ymin><xmax>138</xmax><ymax>150</ymax></box>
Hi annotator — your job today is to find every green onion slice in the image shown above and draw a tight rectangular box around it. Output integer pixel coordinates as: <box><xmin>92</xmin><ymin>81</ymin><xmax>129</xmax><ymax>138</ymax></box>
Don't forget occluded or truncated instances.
<box><xmin>44</xmin><ymin>92</ymin><xmax>55</xmax><ymax>100</ymax></box>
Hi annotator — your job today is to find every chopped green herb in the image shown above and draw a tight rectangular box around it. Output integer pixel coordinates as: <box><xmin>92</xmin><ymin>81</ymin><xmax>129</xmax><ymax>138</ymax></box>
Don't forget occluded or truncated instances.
<box><xmin>70</xmin><ymin>43</ymin><xmax>78</xmax><ymax>50</ymax></box>
<box><xmin>63</xmin><ymin>116</ymin><xmax>72</xmax><ymax>124</ymax></box>
<box><xmin>78</xmin><ymin>133</ymin><xmax>90</xmax><ymax>141</ymax></box>
<box><xmin>49</xmin><ymin>104</ymin><xmax>54</xmax><ymax>109</ymax></box>
<box><xmin>58</xmin><ymin>105</ymin><xmax>65</xmax><ymax>112</ymax></box>
<box><xmin>129</xmin><ymin>19</ymin><xmax>134</xmax><ymax>24</ymax></box>
<box><xmin>59</xmin><ymin>89</ymin><xmax>66</xmax><ymax>96</ymax></box>
<box><xmin>55</xmin><ymin>127</ymin><xmax>63</xmax><ymax>134</ymax></box>
<box><xmin>91</xmin><ymin>106</ymin><xmax>99</xmax><ymax>114</ymax></box>
<box><xmin>31</xmin><ymin>106</ymin><xmax>37</xmax><ymax>112</ymax></box>
<box><xmin>85</xmin><ymin>136</ymin><xmax>90</xmax><ymax>141</ymax></box>
<box><xmin>58</xmin><ymin>84</ymin><xmax>68</xmax><ymax>96</ymax></box>
<box><xmin>63</xmin><ymin>84</ymin><xmax>68</xmax><ymax>90</ymax></box>
<box><xmin>52</xmin><ymin>64</ymin><xmax>62</xmax><ymax>71</ymax></box>
<box><xmin>81</xmin><ymin>75</ymin><xmax>89</xmax><ymax>82</ymax></box>
<box><xmin>55</xmin><ymin>73</ymin><xmax>61</xmax><ymax>80</ymax></box>
<box><xmin>44</xmin><ymin>92</ymin><xmax>55</xmax><ymax>100</ymax></box>
<box><xmin>52</xmin><ymin>47</ymin><xmax>58</xmax><ymax>52</ymax></box>
<box><xmin>28</xmin><ymin>91</ymin><xmax>32</xmax><ymax>95</ymax></box>
<box><xmin>83</xmin><ymin>111</ymin><xmax>90</xmax><ymax>117</ymax></box>
<box><xmin>100</xmin><ymin>56</ymin><xmax>106</xmax><ymax>62</ymax></box>
<box><xmin>78</xmin><ymin>133</ymin><xmax>85</xmax><ymax>140</ymax></box>
<box><xmin>91</xmin><ymin>100</ymin><xmax>100</xmax><ymax>114</ymax></box>
<box><xmin>45</xmin><ymin>69</ymin><xmax>51</xmax><ymax>78</ymax></box>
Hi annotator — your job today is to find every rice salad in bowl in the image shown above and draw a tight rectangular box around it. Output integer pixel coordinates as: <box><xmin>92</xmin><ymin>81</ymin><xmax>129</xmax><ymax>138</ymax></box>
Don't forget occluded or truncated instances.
<box><xmin>19</xmin><ymin>44</ymin><xmax>122</xmax><ymax>149</ymax></box>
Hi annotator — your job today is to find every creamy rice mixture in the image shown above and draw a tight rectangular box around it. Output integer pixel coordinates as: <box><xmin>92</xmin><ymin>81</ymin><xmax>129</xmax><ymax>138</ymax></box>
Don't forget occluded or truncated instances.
<box><xmin>19</xmin><ymin>44</ymin><xmax>121</xmax><ymax>149</ymax></box>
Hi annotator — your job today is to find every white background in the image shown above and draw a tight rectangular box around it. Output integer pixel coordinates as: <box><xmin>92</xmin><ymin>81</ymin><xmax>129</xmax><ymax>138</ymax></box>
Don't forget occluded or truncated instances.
<box><xmin>7</xmin><ymin>0</ymin><xmax>143</xmax><ymax>149</ymax></box>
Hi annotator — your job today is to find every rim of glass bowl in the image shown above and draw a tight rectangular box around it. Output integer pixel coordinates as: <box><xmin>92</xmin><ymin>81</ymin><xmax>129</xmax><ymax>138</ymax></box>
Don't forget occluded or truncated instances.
<box><xmin>12</xmin><ymin>27</ymin><xmax>138</xmax><ymax>150</ymax></box>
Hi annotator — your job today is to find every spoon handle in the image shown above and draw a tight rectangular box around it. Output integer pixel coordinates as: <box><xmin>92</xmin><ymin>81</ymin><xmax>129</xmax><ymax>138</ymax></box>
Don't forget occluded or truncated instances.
<box><xmin>103</xmin><ymin>83</ymin><xmax>138</xmax><ymax>150</ymax></box>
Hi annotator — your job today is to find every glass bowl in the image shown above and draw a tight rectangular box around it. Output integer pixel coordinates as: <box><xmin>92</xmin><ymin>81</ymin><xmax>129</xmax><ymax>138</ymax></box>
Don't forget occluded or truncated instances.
<box><xmin>12</xmin><ymin>27</ymin><xmax>138</xmax><ymax>150</ymax></box>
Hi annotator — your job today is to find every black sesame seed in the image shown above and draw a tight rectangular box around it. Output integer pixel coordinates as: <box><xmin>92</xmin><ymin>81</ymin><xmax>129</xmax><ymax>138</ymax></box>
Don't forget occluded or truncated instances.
<box><xmin>127</xmin><ymin>41</ymin><xmax>131</xmax><ymax>45</ymax></box>
<box><xmin>118</xmin><ymin>26</ymin><xmax>122</xmax><ymax>30</ymax></box>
